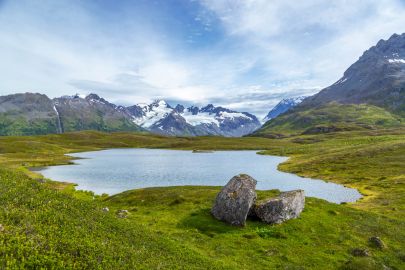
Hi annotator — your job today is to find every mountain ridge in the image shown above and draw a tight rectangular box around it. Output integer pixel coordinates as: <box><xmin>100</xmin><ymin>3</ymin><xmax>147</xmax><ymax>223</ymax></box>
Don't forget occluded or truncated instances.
<box><xmin>0</xmin><ymin>92</ymin><xmax>262</xmax><ymax>137</ymax></box>
<box><xmin>127</xmin><ymin>99</ymin><xmax>261</xmax><ymax>137</ymax></box>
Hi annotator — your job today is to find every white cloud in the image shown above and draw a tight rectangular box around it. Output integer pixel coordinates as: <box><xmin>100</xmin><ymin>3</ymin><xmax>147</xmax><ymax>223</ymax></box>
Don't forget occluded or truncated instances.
<box><xmin>139</xmin><ymin>61</ymin><xmax>191</xmax><ymax>89</ymax></box>
<box><xmin>200</xmin><ymin>0</ymin><xmax>405</xmax><ymax>85</ymax></box>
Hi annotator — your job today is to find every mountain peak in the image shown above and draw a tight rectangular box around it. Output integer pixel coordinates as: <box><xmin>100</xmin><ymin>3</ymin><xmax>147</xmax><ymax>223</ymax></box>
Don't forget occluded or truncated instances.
<box><xmin>85</xmin><ymin>93</ymin><xmax>111</xmax><ymax>106</ymax></box>
<box><xmin>263</xmin><ymin>96</ymin><xmax>307</xmax><ymax>123</ymax></box>
<box><xmin>364</xmin><ymin>33</ymin><xmax>405</xmax><ymax>58</ymax></box>
<box><xmin>187</xmin><ymin>106</ymin><xmax>200</xmax><ymax>115</ymax></box>
<box><xmin>174</xmin><ymin>104</ymin><xmax>185</xmax><ymax>113</ymax></box>
<box><xmin>86</xmin><ymin>93</ymin><xmax>101</xmax><ymax>100</ymax></box>
<box><xmin>200</xmin><ymin>104</ymin><xmax>215</xmax><ymax>113</ymax></box>
<box><xmin>151</xmin><ymin>99</ymin><xmax>169</xmax><ymax>107</ymax></box>
<box><xmin>279</xmin><ymin>96</ymin><xmax>306</xmax><ymax>105</ymax></box>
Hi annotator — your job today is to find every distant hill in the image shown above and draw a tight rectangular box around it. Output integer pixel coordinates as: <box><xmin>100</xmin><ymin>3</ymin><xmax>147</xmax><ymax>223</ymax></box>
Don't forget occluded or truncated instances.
<box><xmin>253</xmin><ymin>33</ymin><xmax>405</xmax><ymax>137</ymax></box>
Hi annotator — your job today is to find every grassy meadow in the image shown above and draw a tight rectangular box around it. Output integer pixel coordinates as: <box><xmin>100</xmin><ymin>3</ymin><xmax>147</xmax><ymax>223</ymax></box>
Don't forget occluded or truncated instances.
<box><xmin>0</xmin><ymin>130</ymin><xmax>404</xmax><ymax>269</ymax></box>
<box><xmin>254</xmin><ymin>103</ymin><xmax>404</xmax><ymax>136</ymax></box>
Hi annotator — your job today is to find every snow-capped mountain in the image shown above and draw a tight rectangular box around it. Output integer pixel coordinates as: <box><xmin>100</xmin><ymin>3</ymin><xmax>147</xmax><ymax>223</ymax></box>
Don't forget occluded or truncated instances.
<box><xmin>263</xmin><ymin>96</ymin><xmax>307</xmax><ymax>123</ymax></box>
<box><xmin>127</xmin><ymin>100</ymin><xmax>261</xmax><ymax>137</ymax></box>
<box><xmin>130</xmin><ymin>100</ymin><xmax>173</xmax><ymax>128</ymax></box>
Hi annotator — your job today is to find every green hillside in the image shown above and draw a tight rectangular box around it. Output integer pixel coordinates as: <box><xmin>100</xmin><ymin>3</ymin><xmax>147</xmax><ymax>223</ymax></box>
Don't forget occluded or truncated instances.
<box><xmin>254</xmin><ymin>103</ymin><xmax>404</xmax><ymax>137</ymax></box>
<box><xmin>0</xmin><ymin>115</ymin><xmax>59</xmax><ymax>136</ymax></box>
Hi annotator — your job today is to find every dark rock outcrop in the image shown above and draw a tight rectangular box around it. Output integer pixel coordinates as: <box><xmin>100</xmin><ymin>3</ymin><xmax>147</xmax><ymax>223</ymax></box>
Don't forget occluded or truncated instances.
<box><xmin>253</xmin><ymin>190</ymin><xmax>305</xmax><ymax>224</ymax></box>
<box><xmin>211</xmin><ymin>174</ymin><xmax>257</xmax><ymax>226</ymax></box>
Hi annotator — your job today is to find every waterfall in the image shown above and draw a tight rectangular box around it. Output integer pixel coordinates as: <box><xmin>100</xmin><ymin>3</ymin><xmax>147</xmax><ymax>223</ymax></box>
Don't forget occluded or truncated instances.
<box><xmin>53</xmin><ymin>105</ymin><xmax>63</xmax><ymax>134</ymax></box>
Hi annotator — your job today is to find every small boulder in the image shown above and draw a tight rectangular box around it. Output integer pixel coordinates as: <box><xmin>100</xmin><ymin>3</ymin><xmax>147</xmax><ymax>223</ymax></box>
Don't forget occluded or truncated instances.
<box><xmin>369</xmin><ymin>236</ymin><xmax>386</xmax><ymax>249</ymax></box>
<box><xmin>0</xmin><ymin>224</ymin><xmax>4</xmax><ymax>232</ymax></box>
<box><xmin>117</xmin><ymin>209</ymin><xmax>129</xmax><ymax>218</ymax></box>
<box><xmin>351</xmin><ymin>248</ymin><xmax>370</xmax><ymax>257</ymax></box>
<box><xmin>254</xmin><ymin>190</ymin><xmax>305</xmax><ymax>224</ymax></box>
<box><xmin>211</xmin><ymin>174</ymin><xmax>257</xmax><ymax>226</ymax></box>
<box><xmin>102</xmin><ymin>207</ymin><xmax>109</xmax><ymax>212</ymax></box>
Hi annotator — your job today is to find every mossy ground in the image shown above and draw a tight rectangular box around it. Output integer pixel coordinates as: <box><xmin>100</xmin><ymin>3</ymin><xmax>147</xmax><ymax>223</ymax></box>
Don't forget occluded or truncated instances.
<box><xmin>0</xmin><ymin>130</ymin><xmax>404</xmax><ymax>269</ymax></box>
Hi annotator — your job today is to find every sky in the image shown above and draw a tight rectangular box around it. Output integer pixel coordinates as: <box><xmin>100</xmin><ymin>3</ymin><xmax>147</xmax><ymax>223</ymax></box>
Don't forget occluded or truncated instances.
<box><xmin>0</xmin><ymin>0</ymin><xmax>405</xmax><ymax>118</ymax></box>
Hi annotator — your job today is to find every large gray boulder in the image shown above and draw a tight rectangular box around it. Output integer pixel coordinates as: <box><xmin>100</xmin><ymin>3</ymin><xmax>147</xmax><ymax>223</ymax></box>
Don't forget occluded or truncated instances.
<box><xmin>254</xmin><ymin>190</ymin><xmax>305</xmax><ymax>224</ymax></box>
<box><xmin>211</xmin><ymin>174</ymin><xmax>257</xmax><ymax>226</ymax></box>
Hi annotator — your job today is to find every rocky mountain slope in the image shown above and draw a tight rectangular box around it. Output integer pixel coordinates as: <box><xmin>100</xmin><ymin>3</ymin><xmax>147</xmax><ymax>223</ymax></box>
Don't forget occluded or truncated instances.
<box><xmin>254</xmin><ymin>33</ymin><xmax>405</xmax><ymax>136</ymax></box>
<box><xmin>0</xmin><ymin>93</ymin><xmax>261</xmax><ymax>136</ymax></box>
<box><xmin>263</xmin><ymin>96</ymin><xmax>306</xmax><ymax>122</ymax></box>
<box><xmin>301</xmin><ymin>33</ymin><xmax>405</xmax><ymax>115</ymax></box>
<box><xmin>53</xmin><ymin>94</ymin><xmax>141</xmax><ymax>133</ymax></box>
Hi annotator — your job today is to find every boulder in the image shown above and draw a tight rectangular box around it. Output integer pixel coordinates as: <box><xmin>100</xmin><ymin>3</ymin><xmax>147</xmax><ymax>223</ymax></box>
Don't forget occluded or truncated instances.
<box><xmin>369</xmin><ymin>236</ymin><xmax>386</xmax><ymax>249</ymax></box>
<box><xmin>211</xmin><ymin>174</ymin><xmax>257</xmax><ymax>226</ymax></box>
<box><xmin>254</xmin><ymin>190</ymin><xmax>305</xmax><ymax>224</ymax></box>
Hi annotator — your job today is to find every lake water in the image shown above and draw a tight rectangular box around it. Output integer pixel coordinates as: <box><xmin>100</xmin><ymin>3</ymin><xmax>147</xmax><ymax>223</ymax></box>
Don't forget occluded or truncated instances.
<box><xmin>37</xmin><ymin>149</ymin><xmax>362</xmax><ymax>203</ymax></box>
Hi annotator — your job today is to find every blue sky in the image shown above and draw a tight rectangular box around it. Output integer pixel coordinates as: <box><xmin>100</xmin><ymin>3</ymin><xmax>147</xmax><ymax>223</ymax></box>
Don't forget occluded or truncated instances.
<box><xmin>1</xmin><ymin>0</ymin><xmax>405</xmax><ymax>117</ymax></box>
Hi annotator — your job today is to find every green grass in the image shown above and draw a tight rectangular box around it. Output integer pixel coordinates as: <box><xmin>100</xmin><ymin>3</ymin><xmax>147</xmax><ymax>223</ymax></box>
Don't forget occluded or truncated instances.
<box><xmin>254</xmin><ymin>103</ymin><xmax>404</xmax><ymax>136</ymax></box>
<box><xmin>106</xmin><ymin>186</ymin><xmax>405</xmax><ymax>269</ymax></box>
<box><xmin>0</xmin><ymin>114</ymin><xmax>59</xmax><ymax>136</ymax></box>
<box><xmin>0</xmin><ymin>130</ymin><xmax>404</xmax><ymax>268</ymax></box>
<box><xmin>0</xmin><ymin>168</ymin><xmax>231</xmax><ymax>269</ymax></box>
